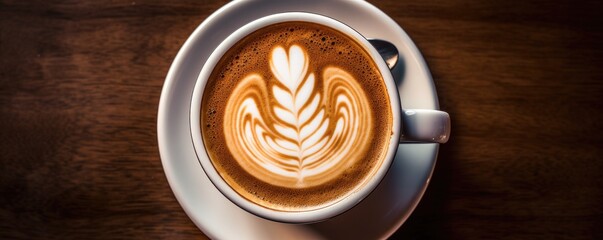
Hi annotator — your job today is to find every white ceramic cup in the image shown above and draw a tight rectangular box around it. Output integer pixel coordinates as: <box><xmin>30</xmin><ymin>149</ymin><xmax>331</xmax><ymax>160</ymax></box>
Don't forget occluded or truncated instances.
<box><xmin>190</xmin><ymin>12</ymin><xmax>450</xmax><ymax>223</ymax></box>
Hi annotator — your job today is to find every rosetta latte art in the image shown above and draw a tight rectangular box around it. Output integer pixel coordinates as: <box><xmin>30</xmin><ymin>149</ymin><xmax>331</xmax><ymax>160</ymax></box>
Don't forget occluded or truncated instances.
<box><xmin>224</xmin><ymin>45</ymin><xmax>373</xmax><ymax>188</ymax></box>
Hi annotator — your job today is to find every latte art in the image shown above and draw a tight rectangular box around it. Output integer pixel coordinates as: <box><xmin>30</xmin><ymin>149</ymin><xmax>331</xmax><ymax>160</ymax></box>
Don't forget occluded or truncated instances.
<box><xmin>224</xmin><ymin>45</ymin><xmax>372</xmax><ymax>188</ymax></box>
<box><xmin>201</xmin><ymin>22</ymin><xmax>392</xmax><ymax>211</ymax></box>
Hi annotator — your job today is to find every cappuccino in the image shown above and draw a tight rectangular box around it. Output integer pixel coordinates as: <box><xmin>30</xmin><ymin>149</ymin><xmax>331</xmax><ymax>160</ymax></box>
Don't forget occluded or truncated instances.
<box><xmin>200</xmin><ymin>22</ymin><xmax>392</xmax><ymax>212</ymax></box>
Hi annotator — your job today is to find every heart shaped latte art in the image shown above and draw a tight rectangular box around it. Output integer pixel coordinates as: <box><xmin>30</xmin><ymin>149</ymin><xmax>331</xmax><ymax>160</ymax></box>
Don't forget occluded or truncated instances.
<box><xmin>224</xmin><ymin>45</ymin><xmax>373</xmax><ymax>188</ymax></box>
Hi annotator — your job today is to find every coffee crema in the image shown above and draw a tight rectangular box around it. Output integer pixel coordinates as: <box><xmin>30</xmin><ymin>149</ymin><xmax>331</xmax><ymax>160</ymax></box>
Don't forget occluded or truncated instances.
<box><xmin>201</xmin><ymin>22</ymin><xmax>392</xmax><ymax>212</ymax></box>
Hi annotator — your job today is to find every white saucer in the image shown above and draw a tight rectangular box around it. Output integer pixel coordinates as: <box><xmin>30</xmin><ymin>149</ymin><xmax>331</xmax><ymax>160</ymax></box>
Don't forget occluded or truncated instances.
<box><xmin>158</xmin><ymin>1</ymin><xmax>441</xmax><ymax>239</ymax></box>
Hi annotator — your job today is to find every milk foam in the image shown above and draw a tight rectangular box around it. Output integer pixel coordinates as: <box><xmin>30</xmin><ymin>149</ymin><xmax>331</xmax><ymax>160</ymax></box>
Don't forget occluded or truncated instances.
<box><xmin>223</xmin><ymin>45</ymin><xmax>373</xmax><ymax>188</ymax></box>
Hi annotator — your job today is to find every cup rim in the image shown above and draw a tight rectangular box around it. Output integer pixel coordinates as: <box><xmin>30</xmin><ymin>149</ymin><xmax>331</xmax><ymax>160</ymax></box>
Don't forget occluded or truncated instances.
<box><xmin>189</xmin><ymin>12</ymin><xmax>401</xmax><ymax>223</ymax></box>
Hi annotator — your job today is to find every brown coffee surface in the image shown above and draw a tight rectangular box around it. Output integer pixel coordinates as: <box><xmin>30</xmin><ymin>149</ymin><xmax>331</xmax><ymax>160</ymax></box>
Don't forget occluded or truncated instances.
<box><xmin>201</xmin><ymin>22</ymin><xmax>393</xmax><ymax>212</ymax></box>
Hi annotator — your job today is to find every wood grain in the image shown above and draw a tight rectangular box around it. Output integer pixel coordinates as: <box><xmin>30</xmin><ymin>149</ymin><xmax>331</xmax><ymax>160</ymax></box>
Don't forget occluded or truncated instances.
<box><xmin>1</xmin><ymin>0</ymin><xmax>602</xmax><ymax>239</ymax></box>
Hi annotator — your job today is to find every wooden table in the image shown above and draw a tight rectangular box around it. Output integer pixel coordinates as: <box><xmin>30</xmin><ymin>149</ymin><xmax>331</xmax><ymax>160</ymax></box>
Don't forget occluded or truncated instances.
<box><xmin>1</xmin><ymin>0</ymin><xmax>601</xmax><ymax>239</ymax></box>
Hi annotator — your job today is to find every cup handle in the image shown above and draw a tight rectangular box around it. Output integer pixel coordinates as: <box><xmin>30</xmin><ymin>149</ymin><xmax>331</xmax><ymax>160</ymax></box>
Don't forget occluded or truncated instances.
<box><xmin>369</xmin><ymin>39</ymin><xmax>450</xmax><ymax>143</ymax></box>
<box><xmin>400</xmin><ymin>109</ymin><xmax>450</xmax><ymax>143</ymax></box>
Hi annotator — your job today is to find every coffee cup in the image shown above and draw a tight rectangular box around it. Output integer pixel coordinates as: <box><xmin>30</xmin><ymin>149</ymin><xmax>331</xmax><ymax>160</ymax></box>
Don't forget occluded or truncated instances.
<box><xmin>189</xmin><ymin>12</ymin><xmax>450</xmax><ymax>223</ymax></box>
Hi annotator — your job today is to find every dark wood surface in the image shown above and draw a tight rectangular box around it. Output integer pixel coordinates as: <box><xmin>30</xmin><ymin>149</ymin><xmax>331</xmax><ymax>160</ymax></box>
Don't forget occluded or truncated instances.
<box><xmin>1</xmin><ymin>0</ymin><xmax>602</xmax><ymax>239</ymax></box>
